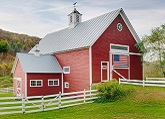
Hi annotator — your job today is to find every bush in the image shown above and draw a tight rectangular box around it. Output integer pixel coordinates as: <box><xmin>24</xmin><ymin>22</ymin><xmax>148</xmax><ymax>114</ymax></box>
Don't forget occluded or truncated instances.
<box><xmin>95</xmin><ymin>79</ymin><xmax>127</xmax><ymax>102</ymax></box>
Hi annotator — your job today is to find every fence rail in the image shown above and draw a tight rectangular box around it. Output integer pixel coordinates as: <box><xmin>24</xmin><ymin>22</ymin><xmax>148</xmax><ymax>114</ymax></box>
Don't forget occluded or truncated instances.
<box><xmin>119</xmin><ymin>78</ymin><xmax>165</xmax><ymax>87</ymax></box>
<box><xmin>0</xmin><ymin>89</ymin><xmax>97</xmax><ymax>115</ymax></box>
<box><xmin>0</xmin><ymin>87</ymin><xmax>13</xmax><ymax>94</ymax></box>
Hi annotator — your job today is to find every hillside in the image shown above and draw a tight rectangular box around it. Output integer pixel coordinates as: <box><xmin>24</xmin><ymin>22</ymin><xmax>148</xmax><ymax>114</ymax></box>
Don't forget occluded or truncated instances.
<box><xmin>0</xmin><ymin>29</ymin><xmax>41</xmax><ymax>77</ymax></box>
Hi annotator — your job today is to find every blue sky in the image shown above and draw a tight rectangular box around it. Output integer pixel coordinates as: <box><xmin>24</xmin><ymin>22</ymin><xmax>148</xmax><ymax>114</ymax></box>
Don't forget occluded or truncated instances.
<box><xmin>0</xmin><ymin>0</ymin><xmax>165</xmax><ymax>38</ymax></box>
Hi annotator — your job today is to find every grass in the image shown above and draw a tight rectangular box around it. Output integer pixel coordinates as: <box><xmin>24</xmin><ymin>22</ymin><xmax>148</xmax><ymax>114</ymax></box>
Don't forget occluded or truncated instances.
<box><xmin>1</xmin><ymin>85</ymin><xmax>165</xmax><ymax>119</ymax></box>
<box><xmin>0</xmin><ymin>93</ymin><xmax>13</xmax><ymax>97</ymax></box>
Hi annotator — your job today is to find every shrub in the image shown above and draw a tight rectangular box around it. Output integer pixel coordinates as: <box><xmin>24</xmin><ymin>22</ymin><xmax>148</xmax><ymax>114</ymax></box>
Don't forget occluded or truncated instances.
<box><xmin>95</xmin><ymin>79</ymin><xmax>127</xmax><ymax>102</ymax></box>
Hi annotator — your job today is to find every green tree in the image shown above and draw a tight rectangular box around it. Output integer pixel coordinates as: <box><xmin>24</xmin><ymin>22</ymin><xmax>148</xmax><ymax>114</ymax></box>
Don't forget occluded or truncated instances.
<box><xmin>136</xmin><ymin>24</ymin><xmax>165</xmax><ymax>77</ymax></box>
<box><xmin>0</xmin><ymin>40</ymin><xmax>9</xmax><ymax>53</ymax></box>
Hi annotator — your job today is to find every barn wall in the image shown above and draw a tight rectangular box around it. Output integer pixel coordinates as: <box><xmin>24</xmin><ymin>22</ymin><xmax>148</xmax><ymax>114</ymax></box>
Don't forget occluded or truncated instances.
<box><xmin>27</xmin><ymin>73</ymin><xmax>62</xmax><ymax>96</ymax></box>
<box><xmin>13</xmin><ymin>60</ymin><xmax>25</xmax><ymax>97</ymax></box>
<box><xmin>92</xmin><ymin>14</ymin><xmax>142</xmax><ymax>83</ymax></box>
<box><xmin>55</xmin><ymin>48</ymin><xmax>90</xmax><ymax>93</ymax></box>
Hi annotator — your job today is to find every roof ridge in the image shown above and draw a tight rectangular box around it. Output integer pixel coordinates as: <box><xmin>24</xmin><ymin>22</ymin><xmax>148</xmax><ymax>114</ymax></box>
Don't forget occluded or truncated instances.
<box><xmin>45</xmin><ymin>8</ymin><xmax>122</xmax><ymax>36</ymax></box>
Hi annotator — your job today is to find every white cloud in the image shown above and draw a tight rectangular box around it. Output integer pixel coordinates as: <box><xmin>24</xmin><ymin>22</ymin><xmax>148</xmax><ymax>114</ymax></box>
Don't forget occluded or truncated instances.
<box><xmin>0</xmin><ymin>0</ymin><xmax>165</xmax><ymax>39</ymax></box>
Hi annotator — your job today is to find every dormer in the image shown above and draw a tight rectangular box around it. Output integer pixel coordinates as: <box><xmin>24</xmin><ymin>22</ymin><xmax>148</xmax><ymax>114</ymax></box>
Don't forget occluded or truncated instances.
<box><xmin>68</xmin><ymin>7</ymin><xmax>82</xmax><ymax>29</ymax></box>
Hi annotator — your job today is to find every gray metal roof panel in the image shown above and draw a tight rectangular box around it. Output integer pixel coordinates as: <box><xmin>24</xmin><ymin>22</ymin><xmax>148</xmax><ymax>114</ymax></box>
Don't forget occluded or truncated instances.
<box><xmin>17</xmin><ymin>53</ymin><xmax>63</xmax><ymax>73</ymax></box>
<box><xmin>37</xmin><ymin>9</ymin><xmax>121</xmax><ymax>54</ymax></box>
<box><xmin>35</xmin><ymin>8</ymin><xmax>140</xmax><ymax>54</ymax></box>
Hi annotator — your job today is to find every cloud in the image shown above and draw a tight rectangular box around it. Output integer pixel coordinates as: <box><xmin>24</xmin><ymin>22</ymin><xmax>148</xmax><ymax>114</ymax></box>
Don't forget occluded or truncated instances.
<box><xmin>0</xmin><ymin>0</ymin><xmax>165</xmax><ymax>39</ymax></box>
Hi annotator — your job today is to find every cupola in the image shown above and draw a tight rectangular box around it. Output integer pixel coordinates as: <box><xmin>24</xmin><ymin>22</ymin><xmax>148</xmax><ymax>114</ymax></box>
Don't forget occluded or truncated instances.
<box><xmin>68</xmin><ymin>2</ymin><xmax>82</xmax><ymax>29</ymax></box>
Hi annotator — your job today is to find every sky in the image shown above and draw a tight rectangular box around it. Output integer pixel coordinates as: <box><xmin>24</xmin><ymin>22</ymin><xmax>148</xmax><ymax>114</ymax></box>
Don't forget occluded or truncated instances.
<box><xmin>0</xmin><ymin>0</ymin><xmax>165</xmax><ymax>39</ymax></box>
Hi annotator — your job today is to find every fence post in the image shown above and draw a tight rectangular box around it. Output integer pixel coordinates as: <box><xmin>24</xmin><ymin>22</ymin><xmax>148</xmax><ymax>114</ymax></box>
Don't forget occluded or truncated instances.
<box><xmin>119</xmin><ymin>78</ymin><xmax>121</xmax><ymax>85</ymax></box>
<box><xmin>84</xmin><ymin>89</ymin><xmax>86</xmax><ymax>103</ymax></box>
<box><xmin>143</xmin><ymin>79</ymin><xmax>145</xmax><ymax>87</ymax></box>
<box><xmin>90</xmin><ymin>86</ymin><xmax>92</xmax><ymax>97</ymax></box>
<box><xmin>7</xmin><ymin>87</ymin><xmax>9</xmax><ymax>93</ymax></box>
<box><xmin>58</xmin><ymin>92</ymin><xmax>61</xmax><ymax>108</ymax></box>
<box><xmin>41</xmin><ymin>96</ymin><xmax>44</xmax><ymax>111</ymax></box>
<box><xmin>22</xmin><ymin>97</ymin><xmax>25</xmax><ymax>114</ymax></box>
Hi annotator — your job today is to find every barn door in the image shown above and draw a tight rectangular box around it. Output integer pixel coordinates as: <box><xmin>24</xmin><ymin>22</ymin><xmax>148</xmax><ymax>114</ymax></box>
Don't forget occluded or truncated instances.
<box><xmin>16</xmin><ymin>78</ymin><xmax>22</xmax><ymax>96</ymax></box>
<box><xmin>101</xmin><ymin>61</ymin><xmax>109</xmax><ymax>82</ymax></box>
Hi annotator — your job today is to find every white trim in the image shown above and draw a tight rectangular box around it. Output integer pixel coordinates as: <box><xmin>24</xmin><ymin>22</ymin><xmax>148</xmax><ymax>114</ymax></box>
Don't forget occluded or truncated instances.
<box><xmin>128</xmin><ymin>54</ymin><xmax>130</xmax><ymax>80</ymax></box>
<box><xmin>63</xmin><ymin>66</ymin><xmax>70</xmax><ymax>74</ymax></box>
<box><xmin>101</xmin><ymin>61</ymin><xmax>109</xmax><ymax>82</ymax></box>
<box><xmin>129</xmin><ymin>52</ymin><xmax>142</xmax><ymax>56</ymax></box>
<box><xmin>62</xmin><ymin>73</ymin><xmax>64</xmax><ymax>94</ymax></box>
<box><xmin>89</xmin><ymin>47</ymin><xmax>92</xmax><ymax>86</ymax></box>
<box><xmin>110</xmin><ymin>52</ymin><xmax>113</xmax><ymax>80</ymax></box>
<box><xmin>110</xmin><ymin>43</ymin><xmax>129</xmax><ymax>54</ymax></box>
<box><xmin>65</xmin><ymin>82</ymin><xmax>69</xmax><ymax>88</ymax></box>
<box><xmin>30</xmin><ymin>80</ymin><xmax>43</xmax><ymax>87</ymax></box>
<box><xmin>11</xmin><ymin>56</ymin><xmax>19</xmax><ymax>73</ymax></box>
<box><xmin>48</xmin><ymin>79</ymin><xmax>59</xmax><ymax>86</ymax></box>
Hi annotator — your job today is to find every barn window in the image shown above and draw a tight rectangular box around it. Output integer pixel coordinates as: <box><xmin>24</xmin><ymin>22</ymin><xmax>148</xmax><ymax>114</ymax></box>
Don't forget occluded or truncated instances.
<box><xmin>76</xmin><ymin>15</ymin><xmax>79</xmax><ymax>22</ymax></box>
<box><xmin>30</xmin><ymin>80</ymin><xmax>42</xmax><ymax>87</ymax></box>
<box><xmin>48</xmin><ymin>79</ymin><xmax>59</xmax><ymax>86</ymax></box>
<box><xmin>65</xmin><ymin>82</ymin><xmax>69</xmax><ymax>88</ymax></box>
<box><xmin>117</xmin><ymin>23</ymin><xmax>123</xmax><ymax>31</ymax></box>
<box><xmin>111</xmin><ymin>45</ymin><xmax>128</xmax><ymax>51</ymax></box>
<box><xmin>63</xmin><ymin>66</ymin><xmax>70</xmax><ymax>74</ymax></box>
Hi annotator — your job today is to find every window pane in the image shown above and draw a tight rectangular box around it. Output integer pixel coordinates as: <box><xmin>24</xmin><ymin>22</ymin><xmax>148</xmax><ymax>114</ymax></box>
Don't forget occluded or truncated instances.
<box><xmin>49</xmin><ymin>81</ymin><xmax>53</xmax><ymax>86</ymax></box>
<box><xmin>31</xmin><ymin>81</ymin><xmax>36</xmax><ymax>86</ymax></box>
<box><xmin>111</xmin><ymin>45</ymin><xmax>128</xmax><ymax>51</ymax></box>
<box><xmin>64</xmin><ymin>68</ymin><xmax>69</xmax><ymax>72</ymax></box>
<box><xmin>37</xmin><ymin>81</ymin><xmax>41</xmax><ymax>86</ymax></box>
<box><xmin>54</xmin><ymin>80</ymin><xmax>59</xmax><ymax>86</ymax></box>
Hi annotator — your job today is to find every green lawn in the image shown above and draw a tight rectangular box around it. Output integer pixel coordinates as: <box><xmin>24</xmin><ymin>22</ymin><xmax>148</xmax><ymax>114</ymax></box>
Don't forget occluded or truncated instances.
<box><xmin>1</xmin><ymin>85</ymin><xmax>165</xmax><ymax>119</ymax></box>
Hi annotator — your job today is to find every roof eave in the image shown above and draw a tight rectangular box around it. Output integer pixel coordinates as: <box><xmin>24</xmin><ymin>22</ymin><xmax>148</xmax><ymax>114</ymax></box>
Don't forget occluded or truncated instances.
<box><xmin>50</xmin><ymin>46</ymin><xmax>90</xmax><ymax>55</ymax></box>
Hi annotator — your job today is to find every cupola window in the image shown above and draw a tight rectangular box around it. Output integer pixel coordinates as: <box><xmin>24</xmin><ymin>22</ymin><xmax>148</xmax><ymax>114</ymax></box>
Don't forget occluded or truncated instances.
<box><xmin>76</xmin><ymin>15</ymin><xmax>79</xmax><ymax>22</ymax></box>
<box><xmin>70</xmin><ymin>16</ymin><xmax>72</xmax><ymax>23</ymax></box>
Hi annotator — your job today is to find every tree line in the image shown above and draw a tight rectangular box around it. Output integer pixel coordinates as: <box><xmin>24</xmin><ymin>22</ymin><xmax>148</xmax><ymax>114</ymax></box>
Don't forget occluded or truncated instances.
<box><xmin>0</xmin><ymin>29</ymin><xmax>41</xmax><ymax>77</ymax></box>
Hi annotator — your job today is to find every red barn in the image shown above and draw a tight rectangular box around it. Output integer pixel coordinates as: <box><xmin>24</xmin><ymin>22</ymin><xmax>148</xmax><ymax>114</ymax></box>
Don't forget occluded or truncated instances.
<box><xmin>12</xmin><ymin>8</ymin><xmax>143</xmax><ymax>97</ymax></box>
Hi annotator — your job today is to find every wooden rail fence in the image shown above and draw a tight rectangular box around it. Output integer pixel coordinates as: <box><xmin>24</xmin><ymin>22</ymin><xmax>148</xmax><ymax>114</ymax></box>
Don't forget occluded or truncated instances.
<box><xmin>119</xmin><ymin>78</ymin><xmax>165</xmax><ymax>87</ymax></box>
<box><xmin>0</xmin><ymin>89</ymin><xmax>97</xmax><ymax>115</ymax></box>
<box><xmin>0</xmin><ymin>87</ymin><xmax>13</xmax><ymax>94</ymax></box>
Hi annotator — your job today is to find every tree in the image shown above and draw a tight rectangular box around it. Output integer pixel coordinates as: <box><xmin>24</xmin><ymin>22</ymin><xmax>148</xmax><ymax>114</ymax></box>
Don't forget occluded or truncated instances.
<box><xmin>0</xmin><ymin>39</ymin><xmax>9</xmax><ymax>53</ymax></box>
<box><xmin>136</xmin><ymin>24</ymin><xmax>165</xmax><ymax>77</ymax></box>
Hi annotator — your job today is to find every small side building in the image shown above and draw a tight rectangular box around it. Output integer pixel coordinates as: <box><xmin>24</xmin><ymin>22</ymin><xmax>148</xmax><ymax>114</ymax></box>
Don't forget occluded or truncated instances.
<box><xmin>11</xmin><ymin>53</ymin><xmax>63</xmax><ymax>97</ymax></box>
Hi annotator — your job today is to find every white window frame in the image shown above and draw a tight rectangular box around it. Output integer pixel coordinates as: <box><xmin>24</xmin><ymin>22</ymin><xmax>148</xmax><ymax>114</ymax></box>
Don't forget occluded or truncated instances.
<box><xmin>110</xmin><ymin>43</ymin><xmax>129</xmax><ymax>54</ymax></box>
<box><xmin>30</xmin><ymin>80</ymin><xmax>43</xmax><ymax>87</ymax></box>
<box><xmin>63</xmin><ymin>66</ymin><xmax>70</xmax><ymax>74</ymax></box>
<box><xmin>65</xmin><ymin>82</ymin><xmax>69</xmax><ymax>88</ymax></box>
<box><xmin>48</xmin><ymin>79</ymin><xmax>59</xmax><ymax>86</ymax></box>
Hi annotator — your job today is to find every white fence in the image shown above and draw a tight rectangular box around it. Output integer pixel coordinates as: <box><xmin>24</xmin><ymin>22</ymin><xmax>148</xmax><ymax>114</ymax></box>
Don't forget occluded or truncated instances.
<box><xmin>0</xmin><ymin>87</ymin><xmax>13</xmax><ymax>94</ymax></box>
<box><xmin>0</xmin><ymin>89</ymin><xmax>97</xmax><ymax>115</ymax></box>
<box><xmin>119</xmin><ymin>78</ymin><xmax>165</xmax><ymax>87</ymax></box>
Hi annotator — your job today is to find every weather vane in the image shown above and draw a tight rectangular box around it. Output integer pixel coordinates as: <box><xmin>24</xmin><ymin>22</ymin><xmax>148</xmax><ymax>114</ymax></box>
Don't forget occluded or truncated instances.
<box><xmin>73</xmin><ymin>2</ymin><xmax>77</xmax><ymax>8</ymax></box>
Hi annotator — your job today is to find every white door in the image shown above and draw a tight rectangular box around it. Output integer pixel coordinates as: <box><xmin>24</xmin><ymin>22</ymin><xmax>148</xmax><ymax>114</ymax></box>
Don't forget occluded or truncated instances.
<box><xmin>101</xmin><ymin>61</ymin><xmax>109</xmax><ymax>82</ymax></box>
<box><xmin>16</xmin><ymin>78</ymin><xmax>22</xmax><ymax>96</ymax></box>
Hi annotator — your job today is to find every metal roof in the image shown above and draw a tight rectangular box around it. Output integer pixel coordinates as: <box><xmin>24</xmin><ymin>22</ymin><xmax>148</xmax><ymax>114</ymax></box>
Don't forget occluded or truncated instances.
<box><xmin>33</xmin><ymin>8</ymin><xmax>140</xmax><ymax>54</ymax></box>
<box><xmin>14</xmin><ymin>53</ymin><xmax>63</xmax><ymax>73</ymax></box>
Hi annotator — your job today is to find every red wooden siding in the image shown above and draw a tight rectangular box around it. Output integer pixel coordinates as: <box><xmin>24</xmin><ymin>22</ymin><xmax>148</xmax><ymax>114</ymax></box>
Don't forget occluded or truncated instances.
<box><xmin>130</xmin><ymin>55</ymin><xmax>143</xmax><ymax>79</ymax></box>
<box><xmin>13</xmin><ymin>60</ymin><xmax>25</xmax><ymax>97</ymax></box>
<box><xmin>55</xmin><ymin>48</ymin><xmax>90</xmax><ymax>93</ymax></box>
<box><xmin>27</xmin><ymin>73</ymin><xmax>62</xmax><ymax>96</ymax></box>
<box><xmin>92</xmin><ymin>14</ymin><xmax>142</xmax><ymax>82</ymax></box>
